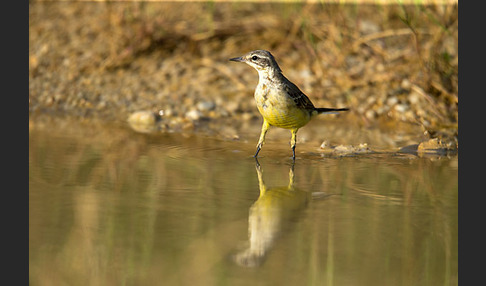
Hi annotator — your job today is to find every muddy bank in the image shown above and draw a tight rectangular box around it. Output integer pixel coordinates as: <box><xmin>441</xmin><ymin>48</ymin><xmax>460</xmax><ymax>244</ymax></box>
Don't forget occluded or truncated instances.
<box><xmin>29</xmin><ymin>2</ymin><xmax>458</xmax><ymax>150</ymax></box>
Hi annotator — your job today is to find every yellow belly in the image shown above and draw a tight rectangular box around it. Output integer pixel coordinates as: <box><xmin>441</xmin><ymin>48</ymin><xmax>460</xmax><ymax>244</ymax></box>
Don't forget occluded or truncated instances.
<box><xmin>256</xmin><ymin>101</ymin><xmax>311</xmax><ymax>129</ymax></box>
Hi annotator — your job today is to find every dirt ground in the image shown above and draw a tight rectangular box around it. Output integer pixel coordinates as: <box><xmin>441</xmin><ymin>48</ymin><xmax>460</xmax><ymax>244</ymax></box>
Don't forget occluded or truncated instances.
<box><xmin>29</xmin><ymin>1</ymin><xmax>458</xmax><ymax>150</ymax></box>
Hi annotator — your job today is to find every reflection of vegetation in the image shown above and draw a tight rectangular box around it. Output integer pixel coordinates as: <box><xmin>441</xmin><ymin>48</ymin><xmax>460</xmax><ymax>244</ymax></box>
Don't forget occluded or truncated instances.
<box><xmin>29</xmin><ymin>118</ymin><xmax>257</xmax><ymax>284</ymax></box>
<box><xmin>29</xmin><ymin>119</ymin><xmax>457</xmax><ymax>285</ymax></box>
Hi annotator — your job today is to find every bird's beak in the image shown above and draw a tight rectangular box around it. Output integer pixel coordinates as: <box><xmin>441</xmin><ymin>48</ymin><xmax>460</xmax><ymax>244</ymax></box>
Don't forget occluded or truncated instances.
<box><xmin>229</xmin><ymin>56</ymin><xmax>244</xmax><ymax>62</ymax></box>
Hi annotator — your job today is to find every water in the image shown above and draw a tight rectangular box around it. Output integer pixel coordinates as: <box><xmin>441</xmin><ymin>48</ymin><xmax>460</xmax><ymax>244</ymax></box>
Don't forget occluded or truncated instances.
<box><xmin>29</xmin><ymin>118</ymin><xmax>458</xmax><ymax>285</ymax></box>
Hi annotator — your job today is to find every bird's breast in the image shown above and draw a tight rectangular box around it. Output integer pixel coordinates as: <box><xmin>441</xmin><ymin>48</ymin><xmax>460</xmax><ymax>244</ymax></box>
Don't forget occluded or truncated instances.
<box><xmin>254</xmin><ymin>85</ymin><xmax>311</xmax><ymax>129</ymax></box>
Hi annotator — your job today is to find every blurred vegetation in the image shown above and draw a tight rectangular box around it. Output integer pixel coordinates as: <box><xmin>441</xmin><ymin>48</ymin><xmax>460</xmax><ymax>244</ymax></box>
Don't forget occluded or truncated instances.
<box><xmin>29</xmin><ymin>1</ymin><xmax>458</xmax><ymax>141</ymax></box>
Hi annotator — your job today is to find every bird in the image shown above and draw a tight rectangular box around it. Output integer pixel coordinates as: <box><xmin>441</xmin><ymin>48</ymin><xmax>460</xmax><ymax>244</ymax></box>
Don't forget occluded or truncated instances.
<box><xmin>229</xmin><ymin>50</ymin><xmax>349</xmax><ymax>159</ymax></box>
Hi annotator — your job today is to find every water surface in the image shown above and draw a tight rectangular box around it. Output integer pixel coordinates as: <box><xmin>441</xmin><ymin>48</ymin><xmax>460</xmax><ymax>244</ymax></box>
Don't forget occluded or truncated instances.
<box><xmin>29</xmin><ymin>118</ymin><xmax>458</xmax><ymax>285</ymax></box>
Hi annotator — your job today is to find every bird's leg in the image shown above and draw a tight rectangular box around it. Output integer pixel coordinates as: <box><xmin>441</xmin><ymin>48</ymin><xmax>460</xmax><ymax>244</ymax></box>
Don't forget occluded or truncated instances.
<box><xmin>255</xmin><ymin>119</ymin><xmax>270</xmax><ymax>158</ymax></box>
<box><xmin>290</xmin><ymin>128</ymin><xmax>299</xmax><ymax>160</ymax></box>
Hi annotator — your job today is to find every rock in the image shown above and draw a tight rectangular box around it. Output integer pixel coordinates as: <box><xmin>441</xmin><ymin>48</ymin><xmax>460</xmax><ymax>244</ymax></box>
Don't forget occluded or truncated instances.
<box><xmin>185</xmin><ymin>109</ymin><xmax>202</xmax><ymax>121</ymax></box>
<box><xmin>365</xmin><ymin>109</ymin><xmax>376</xmax><ymax>120</ymax></box>
<box><xmin>418</xmin><ymin>138</ymin><xmax>441</xmax><ymax>151</ymax></box>
<box><xmin>394</xmin><ymin>104</ymin><xmax>409</xmax><ymax>113</ymax></box>
<box><xmin>128</xmin><ymin>111</ymin><xmax>157</xmax><ymax>125</ymax></box>
<box><xmin>319</xmin><ymin>140</ymin><xmax>330</xmax><ymax>149</ymax></box>
<box><xmin>127</xmin><ymin>110</ymin><xmax>158</xmax><ymax>133</ymax></box>
<box><xmin>401</xmin><ymin>79</ymin><xmax>411</xmax><ymax>90</ymax></box>
<box><xmin>415</xmin><ymin>138</ymin><xmax>458</xmax><ymax>156</ymax></box>
<box><xmin>386</xmin><ymin>96</ymin><xmax>398</xmax><ymax>106</ymax></box>
<box><xmin>355</xmin><ymin>143</ymin><xmax>371</xmax><ymax>154</ymax></box>
<box><xmin>197</xmin><ymin>100</ymin><xmax>215</xmax><ymax>112</ymax></box>
<box><xmin>333</xmin><ymin>145</ymin><xmax>354</xmax><ymax>154</ymax></box>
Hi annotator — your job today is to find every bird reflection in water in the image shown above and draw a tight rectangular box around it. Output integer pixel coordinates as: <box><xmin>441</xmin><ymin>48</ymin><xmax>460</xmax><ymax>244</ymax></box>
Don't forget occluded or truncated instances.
<box><xmin>234</xmin><ymin>159</ymin><xmax>331</xmax><ymax>267</ymax></box>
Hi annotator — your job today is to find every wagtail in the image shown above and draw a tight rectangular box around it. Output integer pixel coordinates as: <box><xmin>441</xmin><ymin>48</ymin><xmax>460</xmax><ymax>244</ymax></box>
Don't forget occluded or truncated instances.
<box><xmin>230</xmin><ymin>50</ymin><xmax>349</xmax><ymax>159</ymax></box>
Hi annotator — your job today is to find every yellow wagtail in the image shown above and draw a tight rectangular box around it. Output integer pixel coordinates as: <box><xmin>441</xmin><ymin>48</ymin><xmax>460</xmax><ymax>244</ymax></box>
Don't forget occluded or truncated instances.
<box><xmin>230</xmin><ymin>50</ymin><xmax>349</xmax><ymax>159</ymax></box>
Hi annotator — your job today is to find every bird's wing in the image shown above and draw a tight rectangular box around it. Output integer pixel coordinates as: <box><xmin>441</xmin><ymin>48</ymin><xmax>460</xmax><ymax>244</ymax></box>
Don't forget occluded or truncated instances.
<box><xmin>283</xmin><ymin>79</ymin><xmax>316</xmax><ymax>111</ymax></box>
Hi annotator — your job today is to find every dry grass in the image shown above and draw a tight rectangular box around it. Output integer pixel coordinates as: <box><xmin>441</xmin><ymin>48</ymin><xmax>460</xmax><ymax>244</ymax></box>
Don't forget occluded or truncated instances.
<box><xmin>29</xmin><ymin>1</ymin><xmax>458</xmax><ymax>141</ymax></box>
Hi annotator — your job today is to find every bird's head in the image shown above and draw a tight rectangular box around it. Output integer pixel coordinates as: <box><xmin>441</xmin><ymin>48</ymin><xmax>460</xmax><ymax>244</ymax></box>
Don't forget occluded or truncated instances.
<box><xmin>229</xmin><ymin>50</ymin><xmax>282</xmax><ymax>74</ymax></box>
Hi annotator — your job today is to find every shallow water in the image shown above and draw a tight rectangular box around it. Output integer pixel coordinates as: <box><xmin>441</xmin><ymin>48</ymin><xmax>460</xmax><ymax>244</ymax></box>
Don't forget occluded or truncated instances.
<box><xmin>29</xmin><ymin>117</ymin><xmax>458</xmax><ymax>286</ymax></box>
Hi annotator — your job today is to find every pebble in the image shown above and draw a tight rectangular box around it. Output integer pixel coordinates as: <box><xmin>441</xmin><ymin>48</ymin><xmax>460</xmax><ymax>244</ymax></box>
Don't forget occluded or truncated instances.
<box><xmin>386</xmin><ymin>96</ymin><xmax>398</xmax><ymax>106</ymax></box>
<box><xmin>197</xmin><ymin>100</ymin><xmax>215</xmax><ymax>112</ymax></box>
<box><xmin>185</xmin><ymin>109</ymin><xmax>202</xmax><ymax>121</ymax></box>
<box><xmin>127</xmin><ymin>110</ymin><xmax>159</xmax><ymax>133</ymax></box>
<box><xmin>394</xmin><ymin>104</ymin><xmax>409</xmax><ymax>113</ymax></box>
<box><xmin>416</xmin><ymin>138</ymin><xmax>457</xmax><ymax>156</ymax></box>
<box><xmin>127</xmin><ymin>111</ymin><xmax>157</xmax><ymax>126</ymax></box>
<box><xmin>365</xmin><ymin>109</ymin><xmax>376</xmax><ymax>119</ymax></box>
<box><xmin>333</xmin><ymin>145</ymin><xmax>353</xmax><ymax>153</ymax></box>
<box><xmin>401</xmin><ymin>79</ymin><xmax>412</xmax><ymax>90</ymax></box>
<box><xmin>417</xmin><ymin>138</ymin><xmax>446</xmax><ymax>153</ymax></box>
<box><xmin>319</xmin><ymin>140</ymin><xmax>330</xmax><ymax>149</ymax></box>
<box><xmin>408</xmin><ymin>91</ymin><xmax>420</xmax><ymax>105</ymax></box>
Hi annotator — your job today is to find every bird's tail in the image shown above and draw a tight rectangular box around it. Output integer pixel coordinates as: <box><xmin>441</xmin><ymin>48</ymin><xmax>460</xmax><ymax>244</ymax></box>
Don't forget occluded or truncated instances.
<box><xmin>315</xmin><ymin>107</ymin><xmax>349</xmax><ymax>115</ymax></box>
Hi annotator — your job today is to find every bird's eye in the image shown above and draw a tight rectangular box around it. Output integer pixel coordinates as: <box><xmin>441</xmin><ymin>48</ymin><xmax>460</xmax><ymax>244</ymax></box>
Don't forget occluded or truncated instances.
<box><xmin>251</xmin><ymin>56</ymin><xmax>259</xmax><ymax>61</ymax></box>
